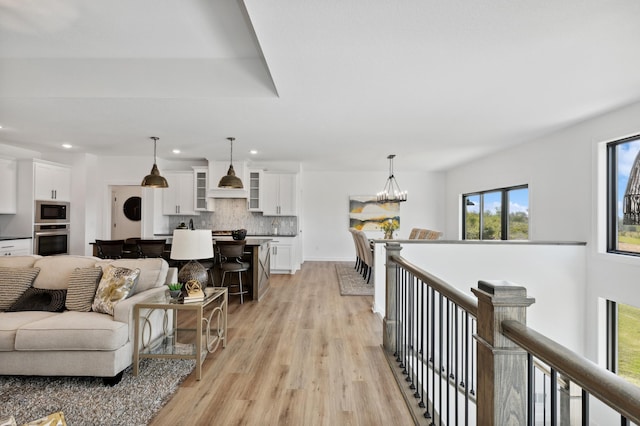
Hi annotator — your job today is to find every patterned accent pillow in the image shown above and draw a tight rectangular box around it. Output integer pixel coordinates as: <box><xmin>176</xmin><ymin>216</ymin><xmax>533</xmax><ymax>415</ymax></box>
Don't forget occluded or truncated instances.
<box><xmin>0</xmin><ymin>267</ymin><xmax>40</xmax><ymax>311</ymax></box>
<box><xmin>66</xmin><ymin>267</ymin><xmax>103</xmax><ymax>312</ymax></box>
<box><xmin>91</xmin><ymin>265</ymin><xmax>140</xmax><ymax>315</ymax></box>
<box><xmin>7</xmin><ymin>287</ymin><xmax>67</xmax><ymax>312</ymax></box>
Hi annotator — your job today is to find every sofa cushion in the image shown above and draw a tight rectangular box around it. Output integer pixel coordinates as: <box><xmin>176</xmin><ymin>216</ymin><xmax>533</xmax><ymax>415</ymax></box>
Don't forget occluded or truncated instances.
<box><xmin>14</xmin><ymin>311</ymin><xmax>129</xmax><ymax>351</ymax></box>
<box><xmin>92</xmin><ymin>265</ymin><xmax>140</xmax><ymax>315</ymax></box>
<box><xmin>0</xmin><ymin>311</ymin><xmax>59</xmax><ymax>351</ymax></box>
<box><xmin>96</xmin><ymin>258</ymin><xmax>168</xmax><ymax>294</ymax></box>
<box><xmin>66</xmin><ymin>267</ymin><xmax>103</xmax><ymax>312</ymax></box>
<box><xmin>7</xmin><ymin>288</ymin><xmax>67</xmax><ymax>312</ymax></box>
<box><xmin>32</xmin><ymin>256</ymin><xmax>101</xmax><ymax>290</ymax></box>
<box><xmin>0</xmin><ymin>267</ymin><xmax>40</xmax><ymax>311</ymax></box>
<box><xmin>0</xmin><ymin>255</ymin><xmax>40</xmax><ymax>268</ymax></box>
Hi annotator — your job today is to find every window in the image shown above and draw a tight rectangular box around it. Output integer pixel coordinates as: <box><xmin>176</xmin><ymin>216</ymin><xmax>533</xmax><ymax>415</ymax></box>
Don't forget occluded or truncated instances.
<box><xmin>607</xmin><ymin>135</ymin><xmax>640</xmax><ymax>255</ymax></box>
<box><xmin>607</xmin><ymin>300</ymin><xmax>640</xmax><ymax>387</ymax></box>
<box><xmin>462</xmin><ymin>185</ymin><xmax>528</xmax><ymax>240</ymax></box>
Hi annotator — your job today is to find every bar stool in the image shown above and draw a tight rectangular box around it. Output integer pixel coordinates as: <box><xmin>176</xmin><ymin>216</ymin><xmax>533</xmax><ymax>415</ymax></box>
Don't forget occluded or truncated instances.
<box><xmin>96</xmin><ymin>239</ymin><xmax>125</xmax><ymax>259</ymax></box>
<box><xmin>217</xmin><ymin>240</ymin><xmax>250</xmax><ymax>303</ymax></box>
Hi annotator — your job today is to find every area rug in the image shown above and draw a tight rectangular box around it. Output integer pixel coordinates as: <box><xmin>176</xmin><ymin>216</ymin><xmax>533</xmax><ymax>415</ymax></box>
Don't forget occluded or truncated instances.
<box><xmin>335</xmin><ymin>262</ymin><xmax>374</xmax><ymax>296</ymax></box>
<box><xmin>0</xmin><ymin>358</ymin><xmax>195</xmax><ymax>426</ymax></box>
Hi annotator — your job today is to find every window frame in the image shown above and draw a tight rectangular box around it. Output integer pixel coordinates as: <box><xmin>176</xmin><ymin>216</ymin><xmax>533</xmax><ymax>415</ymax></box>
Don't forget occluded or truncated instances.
<box><xmin>606</xmin><ymin>134</ymin><xmax>640</xmax><ymax>256</ymax></box>
<box><xmin>462</xmin><ymin>184</ymin><xmax>528</xmax><ymax>241</ymax></box>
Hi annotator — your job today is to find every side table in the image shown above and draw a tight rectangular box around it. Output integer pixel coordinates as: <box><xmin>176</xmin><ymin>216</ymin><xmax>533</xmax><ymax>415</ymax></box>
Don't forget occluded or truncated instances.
<box><xmin>133</xmin><ymin>287</ymin><xmax>227</xmax><ymax>380</ymax></box>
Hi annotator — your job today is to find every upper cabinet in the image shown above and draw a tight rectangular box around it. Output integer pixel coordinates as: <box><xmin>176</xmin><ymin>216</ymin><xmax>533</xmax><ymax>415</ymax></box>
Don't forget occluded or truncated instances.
<box><xmin>0</xmin><ymin>157</ymin><xmax>17</xmax><ymax>213</ymax></box>
<box><xmin>34</xmin><ymin>160</ymin><xmax>71</xmax><ymax>201</ymax></box>
<box><xmin>192</xmin><ymin>166</ymin><xmax>214</xmax><ymax>212</ymax></box>
<box><xmin>162</xmin><ymin>171</ymin><xmax>198</xmax><ymax>215</ymax></box>
<box><xmin>262</xmin><ymin>172</ymin><xmax>297</xmax><ymax>216</ymax></box>
<box><xmin>247</xmin><ymin>169</ymin><xmax>263</xmax><ymax>212</ymax></box>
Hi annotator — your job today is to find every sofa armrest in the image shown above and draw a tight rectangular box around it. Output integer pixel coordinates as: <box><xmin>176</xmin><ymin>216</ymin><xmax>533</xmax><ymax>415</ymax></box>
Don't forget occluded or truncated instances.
<box><xmin>113</xmin><ymin>286</ymin><xmax>166</xmax><ymax>325</ymax></box>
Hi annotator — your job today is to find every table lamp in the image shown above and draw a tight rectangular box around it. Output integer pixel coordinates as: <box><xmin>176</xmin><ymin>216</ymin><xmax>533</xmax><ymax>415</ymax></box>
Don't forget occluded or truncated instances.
<box><xmin>170</xmin><ymin>229</ymin><xmax>214</xmax><ymax>286</ymax></box>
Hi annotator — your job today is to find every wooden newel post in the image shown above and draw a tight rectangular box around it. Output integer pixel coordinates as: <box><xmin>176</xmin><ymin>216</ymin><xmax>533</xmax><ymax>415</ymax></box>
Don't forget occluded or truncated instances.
<box><xmin>471</xmin><ymin>280</ymin><xmax>535</xmax><ymax>426</ymax></box>
<box><xmin>383</xmin><ymin>242</ymin><xmax>402</xmax><ymax>354</ymax></box>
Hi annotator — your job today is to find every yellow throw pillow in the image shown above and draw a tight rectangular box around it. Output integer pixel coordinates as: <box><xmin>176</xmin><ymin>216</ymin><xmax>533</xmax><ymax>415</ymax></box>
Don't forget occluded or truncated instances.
<box><xmin>91</xmin><ymin>265</ymin><xmax>140</xmax><ymax>315</ymax></box>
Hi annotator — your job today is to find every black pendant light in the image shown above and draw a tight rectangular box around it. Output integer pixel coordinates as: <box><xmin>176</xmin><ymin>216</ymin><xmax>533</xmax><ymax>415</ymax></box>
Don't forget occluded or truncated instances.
<box><xmin>141</xmin><ymin>136</ymin><xmax>169</xmax><ymax>188</ymax></box>
<box><xmin>218</xmin><ymin>137</ymin><xmax>243</xmax><ymax>189</ymax></box>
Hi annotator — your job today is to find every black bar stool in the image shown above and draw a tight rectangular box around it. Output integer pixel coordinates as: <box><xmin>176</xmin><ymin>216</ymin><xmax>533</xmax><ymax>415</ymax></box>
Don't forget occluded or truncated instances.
<box><xmin>217</xmin><ymin>240</ymin><xmax>250</xmax><ymax>303</ymax></box>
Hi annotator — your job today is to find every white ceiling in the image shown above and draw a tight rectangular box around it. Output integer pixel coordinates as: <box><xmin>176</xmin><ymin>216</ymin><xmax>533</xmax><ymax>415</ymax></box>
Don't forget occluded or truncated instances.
<box><xmin>1</xmin><ymin>0</ymin><xmax>640</xmax><ymax>172</ymax></box>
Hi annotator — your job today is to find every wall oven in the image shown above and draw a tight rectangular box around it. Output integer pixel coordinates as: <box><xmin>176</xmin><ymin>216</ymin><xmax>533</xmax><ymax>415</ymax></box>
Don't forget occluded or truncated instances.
<box><xmin>35</xmin><ymin>200</ymin><xmax>70</xmax><ymax>224</ymax></box>
<box><xmin>34</xmin><ymin>224</ymin><xmax>70</xmax><ymax>256</ymax></box>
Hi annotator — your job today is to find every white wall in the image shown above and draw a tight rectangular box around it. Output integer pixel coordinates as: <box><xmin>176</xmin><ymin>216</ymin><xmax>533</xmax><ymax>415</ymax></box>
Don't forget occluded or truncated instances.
<box><xmin>301</xmin><ymin>170</ymin><xmax>445</xmax><ymax>261</ymax></box>
<box><xmin>444</xmin><ymin>99</ymin><xmax>640</xmax><ymax>364</ymax></box>
<box><xmin>373</xmin><ymin>241</ymin><xmax>587</xmax><ymax>354</ymax></box>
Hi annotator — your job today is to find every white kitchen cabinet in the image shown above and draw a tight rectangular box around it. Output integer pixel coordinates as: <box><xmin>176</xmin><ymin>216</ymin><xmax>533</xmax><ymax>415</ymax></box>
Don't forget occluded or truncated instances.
<box><xmin>247</xmin><ymin>169</ymin><xmax>263</xmax><ymax>211</ymax></box>
<box><xmin>34</xmin><ymin>161</ymin><xmax>71</xmax><ymax>201</ymax></box>
<box><xmin>192</xmin><ymin>166</ymin><xmax>213</xmax><ymax>212</ymax></box>
<box><xmin>0</xmin><ymin>157</ymin><xmax>17</xmax><ymax>213</ymax></box>
<box><xmin>0</xmin><ymin>239</ymin><xmax>31</xmax><ymax>256</ymax></box>
<box><xmin>270</xmin><ymin>239</ymin><xmax>293</xmax><ymax>272</ymax></box>
<box><xmin>262</xmin><ymin>172</ymin><xmax>297</xmax><ymax>216</ymax></box>
<box><xmin>162</xmin><ymin>171</ymin><xmax>198</xmax><ymax>215</ymax></box>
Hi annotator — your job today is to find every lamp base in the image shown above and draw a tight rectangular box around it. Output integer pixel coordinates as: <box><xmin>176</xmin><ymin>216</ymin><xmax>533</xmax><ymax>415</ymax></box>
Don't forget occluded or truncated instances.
<box><xmin>178</xmin><ymin>260</ymin><xmax>208</xmax><ymax>287</ymax></box>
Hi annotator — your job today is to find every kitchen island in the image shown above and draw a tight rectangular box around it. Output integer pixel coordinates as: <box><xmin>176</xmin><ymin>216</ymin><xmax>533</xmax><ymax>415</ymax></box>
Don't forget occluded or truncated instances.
<box><xmin>215</xmin><ymin>237</ymin><xmax>271</xmax><ymax>302</ymax></box>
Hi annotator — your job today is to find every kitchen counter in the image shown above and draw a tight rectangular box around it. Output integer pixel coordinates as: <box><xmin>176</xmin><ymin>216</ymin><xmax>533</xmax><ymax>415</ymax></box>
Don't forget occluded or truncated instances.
<box><xmin>0</xmin><ymin>236</ymin><xmax>32</xmax><ymax>241</ymax></box>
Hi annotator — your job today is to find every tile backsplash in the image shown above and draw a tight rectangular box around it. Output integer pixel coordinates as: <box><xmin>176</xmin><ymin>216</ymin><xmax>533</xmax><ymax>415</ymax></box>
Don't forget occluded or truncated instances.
<box><xmin>167</xmin><ymin>198</ymin><xmax>297</xmax><ymax>235</ymax></box>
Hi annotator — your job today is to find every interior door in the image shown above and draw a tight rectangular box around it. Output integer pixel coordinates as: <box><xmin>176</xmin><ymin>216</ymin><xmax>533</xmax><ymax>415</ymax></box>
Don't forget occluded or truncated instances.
<box><xmin>111</xmin><ymin>186</ymin><xmax>142</xmax><ymax>240</ymax></box>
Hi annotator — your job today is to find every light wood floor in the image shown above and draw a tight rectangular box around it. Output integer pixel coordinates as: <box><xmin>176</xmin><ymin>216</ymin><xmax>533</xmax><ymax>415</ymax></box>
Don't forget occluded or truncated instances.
<box><xmin>149</xmin><ymin>261</ymin><xmax>413</xmax><ymax>425</ymax></box>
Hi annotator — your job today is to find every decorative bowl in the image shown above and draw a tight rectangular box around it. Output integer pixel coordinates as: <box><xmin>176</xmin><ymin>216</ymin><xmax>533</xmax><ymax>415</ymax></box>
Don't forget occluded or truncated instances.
<box><xmin>232</xmin><ymin>229</ymin><xmax>247</xmax><ymax>240</ymax></box>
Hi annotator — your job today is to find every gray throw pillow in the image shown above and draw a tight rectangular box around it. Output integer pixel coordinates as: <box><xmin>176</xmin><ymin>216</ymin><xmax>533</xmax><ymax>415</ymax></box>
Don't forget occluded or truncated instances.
<box><xmin>0</xmin><ymin>267</ymin><xmax>40</xmax><ymax>311</ymax></box>
<box><xmin>66</xmin><ymin>267</ymin><xmax>103</xmax><ymax>312</ymax></box>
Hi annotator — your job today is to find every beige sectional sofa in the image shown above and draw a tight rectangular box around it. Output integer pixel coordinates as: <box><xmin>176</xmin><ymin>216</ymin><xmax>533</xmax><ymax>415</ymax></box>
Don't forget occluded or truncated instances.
<box><xmin>0</xmin><ymin>255</ymin><xmax>176</xmax><ymax>384</ymax></box>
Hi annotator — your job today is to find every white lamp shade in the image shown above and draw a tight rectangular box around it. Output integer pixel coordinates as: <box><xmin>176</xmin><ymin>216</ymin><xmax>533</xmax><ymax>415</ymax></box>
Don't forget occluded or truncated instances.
<box><xmin>170</xmin><ymin>229</ymin><xmax>214</xmax><ymax>260</ymax></box>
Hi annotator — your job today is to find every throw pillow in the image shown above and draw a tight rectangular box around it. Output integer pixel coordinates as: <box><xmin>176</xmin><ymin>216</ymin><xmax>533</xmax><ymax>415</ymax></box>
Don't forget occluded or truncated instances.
<box><xmin>7</xmin><ymin>287</ymin><xmax>67</xmax><ymax>312</ymax></box>
<box><xmin>0</xmin><ymin>267</ymin><xmax>40</xmax><ymax>311</ymax></box>
<box><xmin>91</xmin><ymin>265</ymin><xmax>140</xmax><ymax>315</ymax></box>
<box><xmin>66</xmin><ymin>267</ymin><xmax>103</xmax><ymax>312</ymax></box>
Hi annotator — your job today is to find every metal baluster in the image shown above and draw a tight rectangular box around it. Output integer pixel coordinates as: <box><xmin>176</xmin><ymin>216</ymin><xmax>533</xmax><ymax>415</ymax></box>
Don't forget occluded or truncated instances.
<box><xmin>415</xmin><ymin>278</ymin><xmax>422</xmax><ymax>401</ymax></box>
<box><xmin>446</xmin><ymin>298</ymin><xmax>450</xmax><ymax>426</ymax></box>
<box><xmin>464</xmin><ymin>311</ymin><xmax>469</xmax><ymax>426</ymax></box>
<box><xmin>581</xmin><ymin>389</ymin><xmax>588</xmax><ymax>426</ymax></box>
<box><xmin>431</xmin><ymin>287</ymin><xmax>436</xmax><ymax>424</ymax></box>
<box><xmin>424</xmin><ymin>284</ymin><xmax>431</xmax><ymax>420</ymax></box>
<box><xmin>407</xmin><ymin>273</ymin><xmax>414</xmax><ymax>389</ymax></box>
<box><xmin>551</xmin><ymin>369</ymin><xmax>557</xmax><ymax>426</ymax></box>
<box><xmin>439</xmin><ymin>292</ymin><xmax>443</xmax><ymax>425</ymax></box>
<box><xmin>454</xmin><ymin>304</ymin><xmax>459</xmax><ymax>426</ymax></box>
<box><xmin>528</xmin><ymin>353</ymin><xmax>534</xmax><ymax>426</ymax></box>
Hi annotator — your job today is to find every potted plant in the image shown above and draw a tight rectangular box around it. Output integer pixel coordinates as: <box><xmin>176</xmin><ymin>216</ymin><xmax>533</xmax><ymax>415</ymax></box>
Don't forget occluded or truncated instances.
<box><xmin>167</xmin><ymin>282</ymin><xmax>183</xmax><ymax>299</ymax></box>
<box><xmin>380</xmin><ymin>218</ymin><xmax>399</xmax><ymax>239</ymax></box>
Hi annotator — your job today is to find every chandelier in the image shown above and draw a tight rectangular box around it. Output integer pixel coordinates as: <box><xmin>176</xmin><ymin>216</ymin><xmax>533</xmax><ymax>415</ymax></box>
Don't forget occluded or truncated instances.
<box><xmin>377</xmin><ymin>154</ymin><xmax>407</xmax><ymax>203</ymax></box>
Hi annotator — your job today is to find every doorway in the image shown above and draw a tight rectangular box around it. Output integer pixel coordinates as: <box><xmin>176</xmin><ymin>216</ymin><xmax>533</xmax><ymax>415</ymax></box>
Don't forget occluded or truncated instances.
<box><xmin>111</xmin><ymin>186</ymin><xmax>142</xmax><ymax>240</ymax></box>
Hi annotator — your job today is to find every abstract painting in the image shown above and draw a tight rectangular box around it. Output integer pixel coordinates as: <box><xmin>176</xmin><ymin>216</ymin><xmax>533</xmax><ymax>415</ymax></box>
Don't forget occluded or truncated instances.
<box><xmin>349</xmin><ymin>195</ymin><xmax>400</xmax><ymax>231</ymax></box>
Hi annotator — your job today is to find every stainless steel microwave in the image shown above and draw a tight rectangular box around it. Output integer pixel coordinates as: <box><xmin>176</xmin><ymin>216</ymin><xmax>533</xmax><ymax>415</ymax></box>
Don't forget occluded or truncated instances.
<box><xmin>35</xmin><ymin>200</ymin><xmax>70</xmax><ymax>224</ymax></box>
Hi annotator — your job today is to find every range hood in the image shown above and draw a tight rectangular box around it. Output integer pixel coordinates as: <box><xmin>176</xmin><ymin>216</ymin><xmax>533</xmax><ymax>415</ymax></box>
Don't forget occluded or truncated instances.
<box><xmin>207</xmin><ymin>159</ymin><xmax>248</xmax><ymax>199</ymax></box>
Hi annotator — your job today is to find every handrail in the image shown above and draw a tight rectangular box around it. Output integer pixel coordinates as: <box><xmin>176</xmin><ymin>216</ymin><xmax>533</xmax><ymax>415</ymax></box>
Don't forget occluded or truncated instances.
<box><xmin>390</xmin><ymin>254</ymin><xmax>478</xmax><ymax>317</ymax></box>
<box><xmin>502</xmin><ymin>319</ymin><xmax>640</xmax><ymax>424</ymax></box>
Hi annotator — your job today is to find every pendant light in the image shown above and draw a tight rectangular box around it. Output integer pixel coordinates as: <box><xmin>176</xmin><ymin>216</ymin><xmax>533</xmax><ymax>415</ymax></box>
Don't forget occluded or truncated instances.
<box><xmin>141</xmin><ymin>136</ymin><xmax>169</xmax><ymax>188</ymax></box>
<box><xmin>218</xmin><ymin>137</ymin><xmax>243</xmax><ymax>189</ymax></box>
<box><xmin>377</xmin><ymin>154</ymin><xmax>407</xmax><ymax>203</ymax></box>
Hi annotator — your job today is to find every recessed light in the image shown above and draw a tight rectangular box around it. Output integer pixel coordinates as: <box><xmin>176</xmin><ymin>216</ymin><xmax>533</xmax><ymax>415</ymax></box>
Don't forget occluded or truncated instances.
<box><xmin>250</xmin><ymin>150</ymin><xmax>258</xmax><ymax>155</ymax></box>
<box><xmin>62</xmin><ymin>143</ymin><xmax>72</xmax><ymax>149</ymax></box>
<box><xmin>172</xmin><ymin>149</ymin><xmax>181</xmax><ymax>154</ymax></box>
